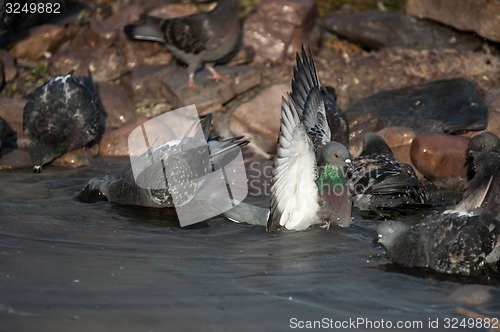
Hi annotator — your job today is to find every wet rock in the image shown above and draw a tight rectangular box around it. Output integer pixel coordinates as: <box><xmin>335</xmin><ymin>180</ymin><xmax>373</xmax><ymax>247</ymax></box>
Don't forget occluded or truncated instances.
<box><xmin>322</xmin><ymin>11</ymin><xmax>482</xmax><ymax>51</ymax></box>
<box><xmin>162</xmin><ymin>65</ymin><xmax>262</xmax><ymax>115</ymax></box>
<box><xmin>228</xmin><ymin>83</ymin><xmax>287</xmax><ymax>154</ymax></box>
<box><xmin>0</xmin><ymin>50</ymin><xmax>17</xmax><ymax>82</ymax></box>
<box><xmin>52</xmin><ymin>147</ymin><xmax>94</xmax><ymax>168</ymax></box>
<box><xmin>410</xmin><ymin>132</ymin><xmax>469</xmax><ymax>180</ymax></box>
<box><xmin>99</xmin><ymin>116</ymin><xmax>147</xmax><ymax>157</ymax></box>
<box><xmin>244</xmin><ymin>0</ymin><xmax>318</xmax><ymax>64</ymax></box>
<box><xmin>0</xmin><ymin>149</ymin><xmax>31</xmax><ymax>170</ymax></box>
<box><xmin>96</xmin><ymin>81</ymin><xmax>137</xmax><ymax>128</ymax></box>
<box><xmin>121</xmin><ymin>64</ymin><xmax>178</xmax><ymax>106</ymax></box>
<box><xmin>406</xmin><ymin>0</ymin><xmax>500</xmax><ymax>43</ymax></box>
<box><xmin>345</xmin><ymin>78</ymin><xmax>488</xmax><ymax>140</ymax></box>
<box><xmin>0</xmin><ymin>96</ymin><xmax>26</xmax><ymax>136</ymax></box>
<box><xmin>9</xmin><ymin>24</ymin><xmax>69</xmax><ymax>60</ymax></box>
<box><xmin>315</xmin><ymin>48</ymin><xmax>500</xmax><ymax>111</ymax></box>
<box><xmin>49</xmin><ymin>24</ymin><xmax>128</xmax><ymax>81</ymax></box>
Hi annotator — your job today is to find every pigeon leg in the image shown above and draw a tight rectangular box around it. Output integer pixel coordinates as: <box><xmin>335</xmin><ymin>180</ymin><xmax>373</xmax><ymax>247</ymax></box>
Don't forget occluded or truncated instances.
<box><xmin>187</xmin><ymin>73</ymin><xmax>199</xmax><ymax>90</ymax></box>
<box><xmin>205</xmin><ymin>63</ymin><xmax>229</xmax><ymax>82</ymax></box>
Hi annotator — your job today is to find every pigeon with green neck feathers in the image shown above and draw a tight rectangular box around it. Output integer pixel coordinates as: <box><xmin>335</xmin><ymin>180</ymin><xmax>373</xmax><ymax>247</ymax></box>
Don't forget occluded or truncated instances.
<box><xmin>267</xmin><ymin>49</ymin><xmax>352</xmax><ymax>231</ymax></box>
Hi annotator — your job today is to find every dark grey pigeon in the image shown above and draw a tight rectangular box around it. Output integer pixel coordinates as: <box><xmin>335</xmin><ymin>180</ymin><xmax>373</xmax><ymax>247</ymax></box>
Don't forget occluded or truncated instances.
<box><xmin>377</xmin><ymin>177</ymin><xmax>500</xmax><ymax>276</ymax></box>
<box><xmin>321</xmin><ymin>86</ymin><xmax>349</xmax><ymax>146</ymax></box>
<box><xmin>465</xmin><ymin>132</ymin><xmax>500</xmax><ymax>180</ymax></box>
<box><xmin>124</xmin><ymin>0</ymin><xmax>241</xmax><ymax>89</ymax></box>
<box><xmin>462</xmin><ymin>152</ymin><xmax>500</xmax><ymax>220</ymax></box>
<box><xmin>79</xmin><ymin>114</ymin><xmax>249</xmax><ymax>208</ymax></box>
<box><xmin>23</xmin><ymin>71</ymin><xmax>105</xmax><ymax>172</ymax></box>
<box><xmin>348</xmin><ymin>133</ymin><xmax>429</xmax><ymax>218</ymax></box>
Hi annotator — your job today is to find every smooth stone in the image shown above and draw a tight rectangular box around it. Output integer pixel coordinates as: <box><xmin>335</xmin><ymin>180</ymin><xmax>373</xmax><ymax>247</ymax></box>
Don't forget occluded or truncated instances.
<box><xmin>243</xmin><ymin>0</ymin><xmax>318</xmax><ymax>64</ymax></box>
<box><xmin>345</xmin><ymin>78</ymin><xmax>488</xmax><ymax>136</ymax></box>
<box><xmin>0</xmin><ymin>96</ymin><xmax>26</xmax><ymax>136</ymax></box>
<box><xmin>378</xmin><ymin>127</ymin><xmax>416</xmax><ymax>148</ymax></box>
<box><xmin>162</xmin><ymin>65</ymin><xmax>262</xmax><ymax>115</ymax></box>
<box><xmin>322</xmin><ymin>11</ymin><xmax>481</xmax><ymax>51</ymax></box>
<box><xmin>410</xmin><ymin>132</ymin><xmax>469</xmax><ymax>180</ymax></box>
<box><xmin>228</xmin><ymin>83</ymin><xmax>287</xmax><ymax>154</ymax></box>
<box><xmin>99</xmin><ymin>117</ymin><xmax>147</xmax><ymax>157</ymax></box>
<box><xmin>406</xmin><ymin>0</ymin><xmax>500</xmax><ymax>43</ymax></box>
<box><xmin>96</xmin><ymin>81</ymin><xmax>137</xmax><ymax>128</ymax></box>
<box><xmin>9</xmin><ymin>24</ymin><xmax>69</xmax><ymax>60</ymax></box>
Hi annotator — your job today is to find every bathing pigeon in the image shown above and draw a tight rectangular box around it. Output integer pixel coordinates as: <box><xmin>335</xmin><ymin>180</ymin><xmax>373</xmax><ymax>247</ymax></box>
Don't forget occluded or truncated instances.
<box><xmin>267</xmin><ymin>49</ymin><xmax>352</xmax><ymax>232</ymax></box>
<box><xmin>466</xmin><ymin>132</ymin><xmax>500</xmax><ymax>180</ymax></box>
<box><xmin>79</xmin><ymin>114</ymin><xmax>249</xmax><ymax>208</ymax></box>
<box><xmin>348</xmin><ymin>132</ymin><xmax>429</xmax><ymax>219</ymax></box>
<box><xmin>23</xmin><ymin>71</ymin><xmax>105</xmax><ymax>172</ymax></box>
<box><xmin>124</xmin><ymin>0</ymin><xmax>241</xmax><ymax>89</ymax></box>
<box><xmin>377</xmin><ymin>177</ymin><xmax>500</xmax><ymax>276</ymax></box>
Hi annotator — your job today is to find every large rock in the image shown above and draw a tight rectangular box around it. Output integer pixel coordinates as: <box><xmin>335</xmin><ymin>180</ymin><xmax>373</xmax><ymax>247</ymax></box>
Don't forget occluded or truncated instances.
<box><xmin>244</xmin><ymin>0</ymin><xmax>318</xmax><ymax>64</ymax></box>
<box><xmin>99</xmin><ymin>116</ymin><xmax>148</xmax><ymax>157</ymax></box>
<box><xmin>410</xmin><ymin>132</ymin><xmax>469</xmax><ymax>180</ymax></box>
<box><xmin>406</xmin><ymin>0</ymin><xmax>500</xmax><ymax>43</ymax></box>
<box><xmin>322</xmin><ymin>11</ymin><xmax>482</xmax><ymax>51</ymax></box>
<box><xmin>162</xmin><ymin>65</ymin><xmax>262</xmax><ymax>115</ymax></box>
<box><xmin>96</xmin><ymin>81</ymin><xmax>137</xmax><ymax>128</ymax></box>
<box><xmin>228</xmin><ymin>83</ymin><xmax>288</xmax><ymax>154</ymax></box>
<box><xmin>0</xmin><ymin>50</ymin><xmax>17</xmax><ymax>82</ymax></box>
<box><xmin>0</xmin><ymin>96</ymin><xmax>26</xmax><ymax>136</ymax></box>
<box><xmin>9</xmin><ymin>24</ymin><xmax>72</xmax><ymax>60</ymax></box>
<box><xmin>345</xmin><ymin>78</ymin><xmax>488</xmax><ymax>150</ymax></box>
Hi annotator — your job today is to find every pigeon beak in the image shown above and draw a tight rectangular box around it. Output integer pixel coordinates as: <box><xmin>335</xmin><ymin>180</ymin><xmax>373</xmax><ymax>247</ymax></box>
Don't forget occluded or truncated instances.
<box><xmin>33</xmin><ymin>165</ymin><xmax>42</xmax><ymax>173</ymax></box>
<box><xmin>372</xmin><ymin>234</ymin><xmax>382</xmax><ymax>245</ymax></box>
<box><xmin>345</xmin><ymin>158</ymin><xmax>351</xmax><ymax>164</ymax></box>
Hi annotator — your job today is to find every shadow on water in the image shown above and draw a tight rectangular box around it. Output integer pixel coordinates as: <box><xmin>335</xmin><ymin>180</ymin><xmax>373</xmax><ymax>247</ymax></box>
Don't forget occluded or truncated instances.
<box><xmin>0</xmin><ymin>157</ymin><xmax>499</xmax><ymax>331</ymax></box>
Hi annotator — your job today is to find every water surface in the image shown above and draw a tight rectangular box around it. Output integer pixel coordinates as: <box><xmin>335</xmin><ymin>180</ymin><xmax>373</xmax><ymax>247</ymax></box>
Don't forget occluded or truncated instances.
<box><xmin>1</xmin><ymin>158</ymin><xmax>499</xmax><ymax>331</ymax></box>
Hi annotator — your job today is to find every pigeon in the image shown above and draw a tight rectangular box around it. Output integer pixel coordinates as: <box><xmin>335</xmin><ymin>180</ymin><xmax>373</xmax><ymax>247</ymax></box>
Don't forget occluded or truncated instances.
<box><xmin>320</xmin><ymin>85</ymin><xmax>349</xmax><ymax>146</ymax></box>
<box><xmin>124</xmin><ymin>0</ymin><xmax>241</xmax><ymax>89</ymax></box>
<box><xmin>79</xmin><ymin>114</ymin><xmax>249</xmax><ymax>208</ymax></box>
<box><xmin>377</xmin><ymin>176</ymin><xmax>500</xmax><ymax>276</ymax></box>
<box><xmin>267</xmin><ymin>48</ymin><xmax>352</xmax><ymax>232</ymax></box>
<box><xmin>465</xmin><ymin>132</ymin><xmax>500</xmax><ymax>180</ymax></box>
<box><xmin>23</xmin><ymin>71</ymin><xmax>105</xmax><ymax>172</ymax></box>
<box><xmin>348</xmin><ymin>132</ymin><xmax>429</xmax><ymax>219</ymax></box>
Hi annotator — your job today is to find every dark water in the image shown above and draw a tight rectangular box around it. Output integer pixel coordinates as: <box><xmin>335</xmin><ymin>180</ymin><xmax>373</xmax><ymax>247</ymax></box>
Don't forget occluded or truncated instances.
<box><xmin>1</xmin><ymin>158</ymin><xmax>499</xmax><ymax>331</ymax></box>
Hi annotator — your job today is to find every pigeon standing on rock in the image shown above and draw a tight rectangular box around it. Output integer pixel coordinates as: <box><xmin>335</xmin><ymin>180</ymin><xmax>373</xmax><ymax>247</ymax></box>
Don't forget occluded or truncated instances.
<box><xmin>348</xmin><ymin>132</ymin><xmax>429</xmax><ymax>219</ymax></box>
<box><xmin>124</xmin><ymin>0</ymin><xmax>241</xmax><ymax>89</ymax></box>
<box><xmin>377</xmin><ymin>176</ymin><xmax>500</xmax><ymax>276</ymax></box>
<box><xmin>267</xmin><ymin>49</ymin><xmax>352</xmax><ymax>232</ymax></box>
<box><xmin>23</xmin><ymin>71</ymin><xmax>105</xmax><ymax>172</ymax></box>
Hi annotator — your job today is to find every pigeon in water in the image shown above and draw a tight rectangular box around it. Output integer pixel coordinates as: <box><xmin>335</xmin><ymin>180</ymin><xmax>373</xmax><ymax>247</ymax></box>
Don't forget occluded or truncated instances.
<box><xmin>124</xmin><ymin>0</ymin><xmax>241</xmax><ymax>89</ymax></box>
<box><xmin>348</xmin><ymin>132</ymin><xmax>429</xmax><ymax>219</ymax></box>
<box><xmin>23</xmin><ymin>71</ymin><xmax>105</xmax><ymax>172</ymax></box>
<box><xmin>79</xmin><ymin>114</ymin><xmax>249</xmax><ymax>208</ymax></box>
<box><xmin>377</xmin><ymin>177</ymin><xmax>500</xmax><ymax>276</ymax></box>
<box><xmin>320</xmin><ymin>86</ymin><xmax>349</xmax><ymax>146</ymax></box>
<box><xmin>267</xmin><ymin>48</ymin><xmax>352</xmax><ymax>232</ymax></box>
<box><xmin>465</xmin><ymin>132</ymin><xmax>500</xmax><ymax>180</ymax></box>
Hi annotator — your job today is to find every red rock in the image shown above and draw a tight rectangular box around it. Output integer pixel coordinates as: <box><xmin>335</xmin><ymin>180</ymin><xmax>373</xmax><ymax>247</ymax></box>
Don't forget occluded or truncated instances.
<box><xmin>410</xmin><ymin>132</ymin><xmax>469</xmax><ymax>180</ymax></box>
<box><xmin>0</xmin><ymin>96</ymin><xmax>26</xmax><ymax>136</ymax></box>
<box><xmin>99</xmin><ymin>117</ymin><xmax>148</xmax><ymax>157</ymax></box>
<box><xmin>9</xmin><ymin>24</ymin><xmax>69</xmax><ymax>60</ymax></box>
<box><xmin>0</xmin><ymin>50</ymin><xmax>17</xmax><ymax>82</ymax></box>
<box><xmin>0</xmin><ymin>149</ymin><xmax>31</xmax><ymax>170</ymax></box>
<box><xmin>96</xmin><ymin>81</ymin><xmax>137</xmax><ymax>128</ymax></box>
<box><xmin>243</xmin><ymin>0</ymin><xmax>318</xmax><ymax>64</ymax></box>
<box><xmin>228</xmin><ymin>83</ymin><xmax>287</xmax><ymax>154</ymax></box>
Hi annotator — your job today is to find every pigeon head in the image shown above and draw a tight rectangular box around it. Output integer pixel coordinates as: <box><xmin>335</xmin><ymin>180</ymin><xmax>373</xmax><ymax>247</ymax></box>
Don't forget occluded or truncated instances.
<box><xmin>360</xmin><ymin>132</ymin><xmax>393</xmax><ymax>156</ymax></box>
<box><xmin>377</xmin><ymin>220</ymin><xmax>410</xmax><ymax>250</ymax></box>
<box><xmin>29</xmin><ymin>140</ymin><xmax>66</xmax><ymax>173</ymax></box>
<box><xmin>317</xmin><ymin>141</ymin><xmax>351</xmax><ymax>168</ymax></box>
<box><xmin>467</xmin><ymin>132</ymin><xmax>500</xmax><ymax>159</ymax></box>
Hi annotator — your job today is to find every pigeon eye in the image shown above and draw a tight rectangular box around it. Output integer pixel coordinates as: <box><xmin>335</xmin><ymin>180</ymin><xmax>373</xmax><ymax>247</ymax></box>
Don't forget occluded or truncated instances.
<box><xmin>333</xmin><ymin>153</ymin><xmax>339</xmax><ymax>158</ymax></box>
